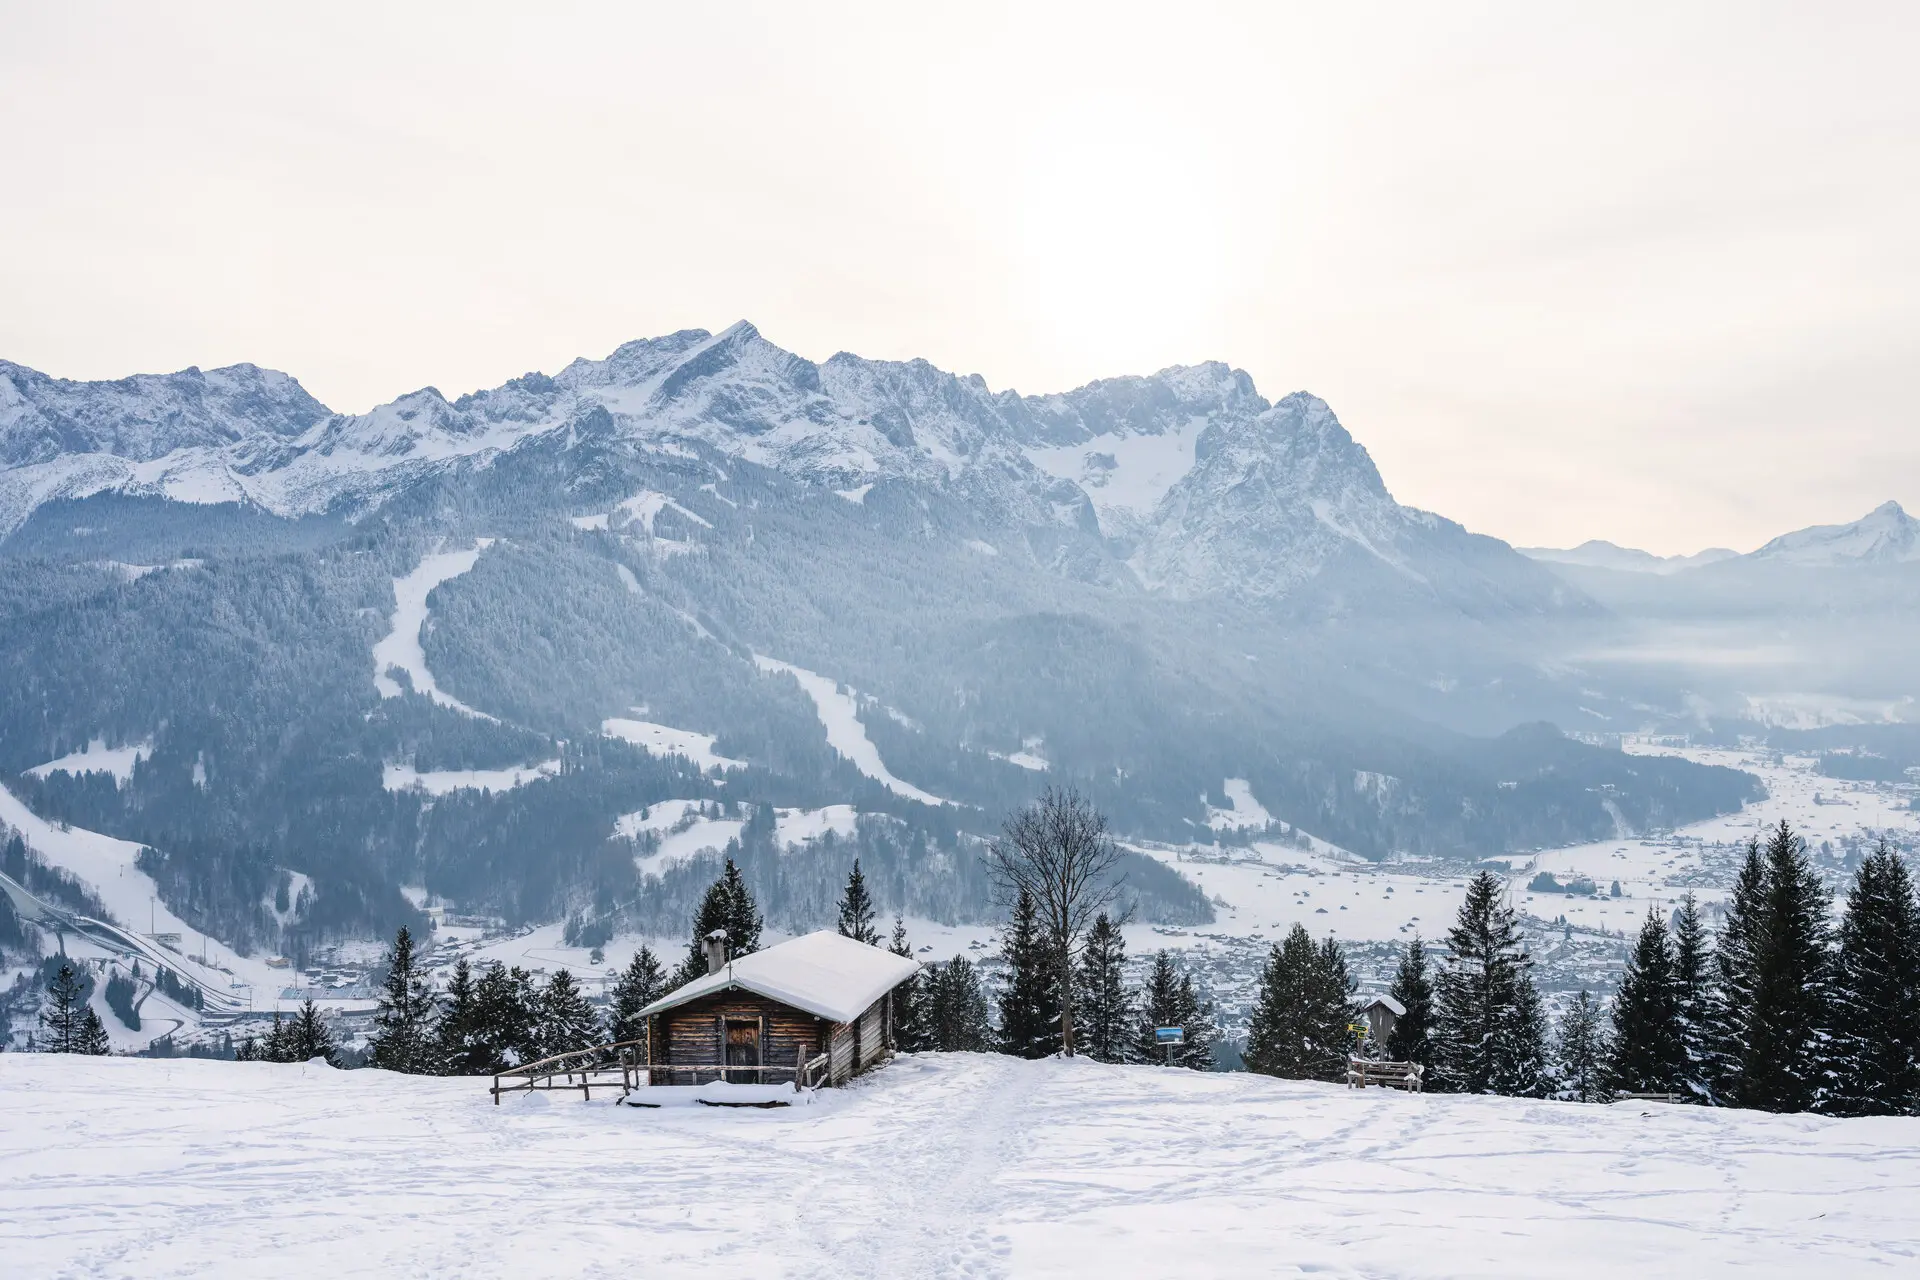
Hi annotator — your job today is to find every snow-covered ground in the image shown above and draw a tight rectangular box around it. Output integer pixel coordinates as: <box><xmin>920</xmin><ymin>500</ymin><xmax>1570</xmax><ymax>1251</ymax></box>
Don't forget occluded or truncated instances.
<box><xmin>382</xmin><ymin>760</ymin><xmax>561</xmax><ymax>796</ymax></box>
<box><xmin>602</xmin><ymin>715</ymin><xmax>745</xmax><ymax>771</ymax></box>
<box><xmin>5</xmin><ymin>1052</ymin><xmax>1916</xmax><ymax>1279</ymax></box>
<box><xmin>370</xmin><ymin>541</ymin><xmax>495</xmax><ymax>716</ymax></box>
<box><xmin>26</xmin><ymin>739</ymin><xmax>153</xmax><ymax>786</ymax></box>
<box><xmin>754</xmin><ymin>656</ymin><xmax>949</xmax><ymax>806</ymax></box>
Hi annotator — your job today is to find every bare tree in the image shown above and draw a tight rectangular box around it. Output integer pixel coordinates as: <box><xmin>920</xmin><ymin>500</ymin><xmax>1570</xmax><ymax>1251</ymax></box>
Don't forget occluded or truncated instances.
<box><xmin>987</xmin><ymin>787</ymin><xmax>1123</xmax><ymax>1056</ymax></box>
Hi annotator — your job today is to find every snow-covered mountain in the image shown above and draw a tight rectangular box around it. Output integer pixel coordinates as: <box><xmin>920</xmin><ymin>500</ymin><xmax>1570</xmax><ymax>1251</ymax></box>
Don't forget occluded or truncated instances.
<box><xmin>1520</xmin><ymin>540</ymin><xmax>1738</xmax><ymax>575</ymax></box>
<box><xmin>1745</xmin><ymin>500</ymin><xmax>1920</xmax><ymax>566</ymax></box>
<box><xmin>0</xmin><ymin>323</ymin><xmax>1570</xmax><ymax>614</ymax></box>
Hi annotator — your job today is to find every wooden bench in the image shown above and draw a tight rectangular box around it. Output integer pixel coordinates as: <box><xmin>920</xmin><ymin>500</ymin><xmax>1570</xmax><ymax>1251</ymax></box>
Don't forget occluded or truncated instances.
<box><xmin>1347</xmin><ymin>1058</ymin><xmax>1424</xmax><ymax>1091</ymax></box>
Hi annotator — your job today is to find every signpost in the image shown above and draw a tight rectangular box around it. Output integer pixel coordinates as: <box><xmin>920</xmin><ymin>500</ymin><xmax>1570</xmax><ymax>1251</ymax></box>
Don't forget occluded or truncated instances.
<box><xmin>1155</xmin><ymin>1025</ymin><xmax>1184</xmax><ymax>1066</ymax></box>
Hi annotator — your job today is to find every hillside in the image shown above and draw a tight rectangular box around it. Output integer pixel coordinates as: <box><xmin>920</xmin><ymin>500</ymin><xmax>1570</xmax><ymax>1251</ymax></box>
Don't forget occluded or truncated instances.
<box><xmin>2</xmin><ymin>1052</ymin><xmax>1915</xmax><ymax>1278</ymax></box>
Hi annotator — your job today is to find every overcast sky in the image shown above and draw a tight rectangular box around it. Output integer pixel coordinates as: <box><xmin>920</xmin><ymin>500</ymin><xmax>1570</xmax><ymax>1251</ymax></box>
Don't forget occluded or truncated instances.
<box><xmin>2</xmin><ymin>2</ymin><xmax>1915</xmax><ymax>553</ymax></box>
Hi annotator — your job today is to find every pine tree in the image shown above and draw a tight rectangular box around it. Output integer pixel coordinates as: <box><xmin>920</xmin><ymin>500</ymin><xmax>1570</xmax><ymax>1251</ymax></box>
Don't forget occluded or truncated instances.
<box><xmin>263</xmin><ymin>1012</ymin><xmax>293</xmax><ymax>1063</ymax></box>
<box><xmin>1830</xmin><ymin>840</ymin><xmax>1920</xmax><ymax>1116</ymax></box>
<box><xmin>1076</xmin><ymin>913</ymin><xmax>1130</xmax><ymax>1063</ymax></box>
<box><xmin>1705</xmin><ymin>837</ymin><xmax>1768</xmax><ymax>1102</ymax></box>
<box><xmin>234</xmin><ymin>1034</ymin><xmax>259</xmax><ymax>1062</ymax></box>
<box><xmin>836</xmin><ymin>860</ymin><xmax>880</xmax><ymax>946</ymax></box>
<box><xmin>678</xmin><ymin>859</ymin><xmax>764</xmax><ymax>986</ymax></box>
<box><xmin>77</xmin><ymin>1006</ymin><xmax>111</xmax><ymax>1056</ymax></box>
<box><xmin>924</xmin><ymin>956</ymin><xmax>992</xmax><ymax>1052</ymax></box>
<box><xmin>369</xmin><ymin>925</ymin><xmax>439</xmax><ymax>1074</ymax></box>
<box><xmin>888</xmin><ymin>917</ymin><xmax>928</xmax><ymax>1052</ymax></box>
<box><xmin>1671</xmin><ymin>893</ymin><xmax>1713</xmax><ymax>1098</ymax></box>
<box><xmin>287</xmin><ymin>998</ymin><xmax>339</xmax><ymax>1066</ymax></box>
<box><xmin>536</xmin><ymin>969</ymin><xmax>602</xmax><ymax>1061</ymax></box>
<box><xmin>996</xmin><ymin>888</ymin><xmax>1059</xmax><ymax>1059</ymax></box>
<box><xmin>1606</xmin><ymin>908</ymin><xmax>1685</xmax><ymax>1095</ymax></box>
<box><xmin>40</xmin><ymin>961</ymin><xmax>86</xmax><ymax>1053</ymax></box>
<box><xmin>1244</xmin><ymin>926</ymin><xmax>1351</xmax><ymax>1080</ymax></box>
<box><xmin>607</xmin><ymin>946</ymin><xmax>667</xmax><ymax>1046</ymax></box>
<box><xmin>1131</xmin><ymin>950</ymin><xmax>1216</xmax><ymax>1069</ymax></box>
<box><xmin>474</xmin><ymin>962</ymin><xmax>541</xmax><ymax>1068</ymax></box>
<box><xmin>1556</xmin><ymin>990</ymin><xmax>1610</xmax><ymax>1103</ymax></box>
<box><xmin>1732</xmin><ymin>822</ymin><xmax>1835</xmax><ymax>1112</ymax></box>
<box><xmin>434</xmin><ymin>958</ymin><xmax>494</xmax><ymax>1076</ymax></box>
<box><xmin>1432</xmin><ymin>871</ymin><xmax>1547</xmax><ymax>1096</ymax></box>
<box><xmin>1385</xmin><ymin>936</ymin><xmax>1436</xmax><ymax>1067</ymax></box>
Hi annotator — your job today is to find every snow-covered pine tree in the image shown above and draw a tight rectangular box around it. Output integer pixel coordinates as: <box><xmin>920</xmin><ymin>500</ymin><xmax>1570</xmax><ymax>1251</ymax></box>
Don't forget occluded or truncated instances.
<box><xmin>262</xmin><ymin>1011</ymin><xmax>292</xmax><ymax>1063</ymax></box>
<box><xmin>1076</xmin><ymin>913</ymin><xmax>1129</xmax><ymax>1063</ymax></box>
<box><xmin>1432</xmin><ymin>871</ymin><xmax>1548</xmax><ymax>1096</ymax></box>
<box><xmin>1671</xmin><ymin>892</ymin><xmax>1713</xmax><ymax>1098</ymax></box>
<box><xmin>925</xmin><ymin>956</ymin><xmax>992</xmax><ymax>1052</ymax></box>
<box><xmin>536</xmin><ymin>969</ymin><xmax>601</xmax><ymax>1061</ymax></box>
<box><xmin>1705</xmin><ymin>836</ymin><xmax>1768</xmax><ymax>1102</ymax></box>
<box><xmin>474</xmin><ymin>961</ymin><xmax>541</xmax><ymax>1067</ymax></box>
<box><xmin>1555</xmin><ymin>989</ymin><xmax>1610</xmax><ymax>1103</ymax></box>
<box><xmin>678</xmin><ymin>859</ymin><xmax>764</xmax><ymax>987</ymax></box>
<box><xmin>1385</xmin><ymin>936</ymin><xmax>1436</xmax><ymax>1067</ymax></box>
<box><xmin>996</xmin><ymin>888</ymin><xmax>1059</xmax><ymax>1059</ymax></box>
<box><xmin>288</xmin><ymin>998</ymin><xmax>339</xmax><ymax>1066</ymax></box>
<box><xmin>40</xmin><ymin>961</ymin><xmax>85</xmax><ymax>1053</ymax></box>
<box><xmin>836</xmin><ymin>860</ymin><xmax>880</xmax><ymax>946</ymax></box>
<box><xmin>233</xmin><ymin>1034</ymin><xmax>259</xmax><ymax>1062</ymax></box>
<box><xmin>1244</xmin><ymin>925</ymin><xmax>1350</xmax><ymax>1080</ymax></box>
<box><xmin>77</xmin><ymin>1005</ymin><xmax>110</xmax><ymax>1056</ymax></box>
<box><xmin>607</xmin><ymin>946</ymin><xmax>667</xmax><ymax>1046</ymax></box>
<box><xmin>1829</xmin><ymin>840</ymin><xmax>1920</xmax><ymax>1116</ymax></box>
<box><xmin>1130</xmin><ymin>950</ymin><xmax>1215</xmax><ymax>1069</ymax></box>
<box><xmin>1606</xmin><ymin>908</ymin><xmax>1685</xmax><ymax>1095</ymax></box>
<box><xmin>434</xmin><ymin>958</ymin><xmax>493</xmax><ymax>1075</ymax></box>
<box><xmin>368</xmin><ymin>925</ymin><xmax>439</xmax><ymax>1074</ymax></box>
<box><xmin>1736</xmin><ymin>821</ymin><xmax>1835</xmax><ymax>1113</ymax></box>
<box><xmin>888</xmin><ymin>917</ymin><xmax>928</xmax><ymax>1053</ymax></box>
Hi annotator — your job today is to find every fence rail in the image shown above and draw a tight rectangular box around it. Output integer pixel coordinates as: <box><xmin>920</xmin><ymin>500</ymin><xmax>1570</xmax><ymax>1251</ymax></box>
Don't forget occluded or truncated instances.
<box><xmin>490</xmin><ymin>1041</ymin><xmax>834</xmax><ymax>1102</ymax></box>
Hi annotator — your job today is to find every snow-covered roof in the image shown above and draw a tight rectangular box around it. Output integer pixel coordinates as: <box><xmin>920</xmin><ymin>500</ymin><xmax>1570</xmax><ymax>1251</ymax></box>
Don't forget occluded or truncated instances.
<box><xmin>1361</xmin><ymin>993</ymin><xmax>1406</xmax><ymax>1017</ymax></box>
<box><xmin>637</xmin><ymin>931</ymin><xmax>920</xmax><ymax>1025</ymax></box>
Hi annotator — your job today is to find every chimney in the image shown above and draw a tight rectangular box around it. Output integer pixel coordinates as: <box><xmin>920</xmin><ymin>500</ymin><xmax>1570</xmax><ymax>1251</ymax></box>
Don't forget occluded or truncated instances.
<box><xmin>702</xmin><ymin>929</ymin><xmax>729</xmax><ymax>975</ymax></box>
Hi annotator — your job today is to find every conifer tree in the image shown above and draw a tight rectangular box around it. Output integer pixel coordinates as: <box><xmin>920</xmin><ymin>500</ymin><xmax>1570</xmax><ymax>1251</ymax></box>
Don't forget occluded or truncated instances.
<box><xmin>1556</xmin><ymin>989</ymin><xmax>1610</xmax><ymax>1103</ymax></box>
<box><xmin>1432</xmin><ymin>871</ymin><xmax>1548</xmax><ymax>1095</ymax></box>
<box><xmin>435</xmin><ymin>958</ymin><xmax>494</xmax><ymax>1076</ymax></box>
<box><xmin>1729</xmin><ymin>822</ymin><xmax>1834</xmax><ymax>1112</ymax></box>
<box><xmin>474</xmin><ymin>962</ymin><xmax>541</xmax><ymax>1068</ymax></box>
<box><xmin>836</xmin><ymin>860</ymin><xmax>880</xmax><ymax>946</ymax></box>
<box><xmin>607</xmin><ymin>946</ymin><xmax>667</xmax><ymax>1046</ymax></box>
<box><xmin>77</xmin><ymin>1005</ymin><xmax>111</xmax><ymax>1056</ymax></box>
<box><xmin>678</xmin><ymin>858</ymin><xmax>764</xmax><ymax>986</ymax></box>
<box><xmin>888</xmin><ymin>917</ymin><xmax>928</xmax><ymax>1052</ymax></box>
<box><xmin>925</xmin><ymin>956</ymin><xmax>992</xmax><ymax>1052</ymax></box>
<box><xmin>1606</xmin><ymin>909</ymin><xmax>1685</xmax><ymax>1095</ymax></box>
<box><xmin>369</xmin><ymin>925</ymin><xmax>439</xmax><ymax>1074</ymax></box>
<box><xmin>1076</xmin><ymin>913</ymin><xmax>1130</xmax><ymax>1063</ymax></box>
<box><xmin>1705</xmin><ymin>837</ymin><xmax>1768</xmax><ymax>1102</ymax></box>
<box><xmin>263</xmin><ymin>1011</ymin><xmax>293</xmax><ymax>1063</ymax></box>
<box><xmin>234</xmin><ymin>1034</ymin><xmax>259</xmax><ymax>1062</ymax></box>
<box><xmin>1671</xmin><ymin>892</ymin><xmax>1712</xmax><ymax>1097</ymax></box>
<box><xmin>1830</xmin><ymin>840</ymin><xmax>1920</xmax><ymax>1116</ymax></box>
<box><xmin>1244</xmin><ymin>925</ymin><xmax>1351</xmax><ymax>1080</ymax></box>
<box><xmin>288</xmin><ymin>998</ymin><xmax>339</xmax><ymax>1066</ymax></box>
<box><xmin>997</xmin><ymin>889</ymin><xmax>1060</xmax><ymax>1058</ymax></box>
<box><xmin>1385</xmin><ymin>936</ymin><xmax>1436</xmax><ymax>1067</ymax></box>
<box><xmin>1131</xmin><ymin>949</ymin><xmax>1216</xmax><ymax>1069</ymax></box>
<box><xmin>537</xmin><ymin>969</ymin><xmax>601</xmax><ymax>1060</ymax></box>
<box><xmin>40</xmin><ymin>961</ymin><xmax>86</xmax><ymax>1053</ymax></box>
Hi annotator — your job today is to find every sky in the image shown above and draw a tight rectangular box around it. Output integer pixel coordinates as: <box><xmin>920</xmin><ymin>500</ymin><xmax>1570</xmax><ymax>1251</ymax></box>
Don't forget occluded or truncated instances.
<box><xmin>1</xmin><ymin>2</ymin><xmax>1915</xmax><ymax>554</ymax></box>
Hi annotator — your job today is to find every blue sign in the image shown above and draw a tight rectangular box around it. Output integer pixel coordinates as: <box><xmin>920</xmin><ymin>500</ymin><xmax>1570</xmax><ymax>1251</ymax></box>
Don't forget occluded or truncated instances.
<box><xmin>1154</xmin><ymin>1026</ymin><xmax>1185</xmax><ymax>1044</ymax></box>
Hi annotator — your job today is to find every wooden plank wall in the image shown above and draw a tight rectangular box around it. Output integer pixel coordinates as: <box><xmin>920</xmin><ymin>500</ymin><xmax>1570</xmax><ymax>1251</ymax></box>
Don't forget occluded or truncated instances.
<box><xmin>651</xmin><ymin>991</ymin><xmax>826</xmax><ymax>1079</ymax></box>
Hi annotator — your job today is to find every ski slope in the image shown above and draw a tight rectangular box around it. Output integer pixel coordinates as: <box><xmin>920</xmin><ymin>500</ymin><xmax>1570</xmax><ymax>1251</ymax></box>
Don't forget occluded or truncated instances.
<box><xmin>753</xmin><ymin>656</ymin><xmax>949</xmax><ymax>806</ymax></box>
<box><xmin>3</xmin><ymin>1052</ymin><xmax>1914</xmax><ymax>1279</ymax></box>
<box><xmin>370</xmin><ymin>541</ymin><xmax>495</xmax><ymax>717</ymax></box>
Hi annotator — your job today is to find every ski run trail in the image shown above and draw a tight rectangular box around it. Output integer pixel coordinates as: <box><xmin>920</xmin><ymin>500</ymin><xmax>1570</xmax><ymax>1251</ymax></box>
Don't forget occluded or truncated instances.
<box><xmin>6</xmin><ymin>1053</ymin><xmax>1919</xmax><ymax>1279</ymax></box>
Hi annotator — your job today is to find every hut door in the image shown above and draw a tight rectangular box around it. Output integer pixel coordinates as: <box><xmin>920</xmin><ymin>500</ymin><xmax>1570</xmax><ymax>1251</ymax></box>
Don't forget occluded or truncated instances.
<box><xmin>725</xmin><ymin>1020</ymin><xmax>760</xmax><ymax>1069</ymax></box>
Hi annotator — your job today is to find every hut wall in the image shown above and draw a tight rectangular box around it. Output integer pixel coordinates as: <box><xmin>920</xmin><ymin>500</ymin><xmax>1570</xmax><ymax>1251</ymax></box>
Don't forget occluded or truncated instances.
<box><xmin>648</xmin><ymin>991</ymin><xmax>827</xmax><ymax>1083</ymax></box>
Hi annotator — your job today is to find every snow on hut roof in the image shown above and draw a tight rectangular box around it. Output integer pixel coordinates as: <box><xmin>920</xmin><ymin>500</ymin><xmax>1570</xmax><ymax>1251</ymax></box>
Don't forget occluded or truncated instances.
<box><xmin>1361</xmin><ymin>993</ymin><xmax>1406</xmax><ymax>1017</ymax></box>
<box><xmin>637</xmin><ymin>930</ymin><xmax>920</xmax><ymax>1025</ymax></box>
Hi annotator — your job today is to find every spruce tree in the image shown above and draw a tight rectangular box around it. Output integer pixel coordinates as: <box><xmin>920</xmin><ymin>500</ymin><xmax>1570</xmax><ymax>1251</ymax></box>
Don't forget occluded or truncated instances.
<box><xmin>435</xmin><ymin>958</ymin><xmax>494</xmax><ymax>1076</ymax></box>
<box><xmin>1076</xmin><ymin>913</ymin><xmax>1130</xmax><ymax>1063</ymax></box>
<box><xmin>288</xmin><ymin>999</ymin><xmax>339</xmax><ymax>1066</ymax></box>
<box><xmin>474</xmin><ymin>962</ymin><xmax>541</xmax><ymax>1067</ymax></box>
<box><xmin>1830</xmin><ymin>840</ymin><xmax>1920</xmax><ymax>1116</ymax></box>
<box><xmin>1736</xmin><ymin>822</ymin><xmax>1835</xmax><ymax>1112</ymax></box>
<box><xmin>536</xmin><ymin>969</ymin><xmax>602</xmax><ymax>1061</ymax></box>
<box><xmin>1671</xmin><ymin>892</ymin><xmax>1713</xmax><ymax>1098</ymax></box>
<box><xmin>1705</xmin><ymin>837</ymin><xmax>1768</xmax><ymax>1102</ymax></box>
<box><xmin>925</xmin><ymin>956</ymin><xmax>992</xmax><ymax>1052</ymax></box>
<box><xmin>263</xmin><ymin>1012</ymin><xmax>293</xmax><ymax>1063</ymax></box>
<box><xmin>836</xmin><ymin>860</ymin><xmax>881</xmax><ymax>946</ymax></box>
<box><xmin>40</xmin><ymin>961</ymin><xmax>86</xmax><ymax>1053</ymax></box>
<box><xmin>678</xmin><ymin>859</ymin><xmax>764</xmax><ymax>986</ymax></box>
<box><xmin>368</xmin><ymin>925</ymin><xmax>439</xmax><ymax>1074</ymax></box>
<box><xmin>1432</xmin><ymin>871</ymin><xmax>1548</xmax><ymax>1095</ymax></box>
<box><xmin>889</xmin><ymin>917</ymin><xmax>928</xmax><ymax>1052</ymax></box>
<box><xmin>607</xmin><ymin>946</ymin><xmax>667</xmax><ymax>1046</ymax></box>
<box><xmin>997</xmin><ymin>888</ymin><xmax>1059</xmax><ymax>1059</ymax></box>
<box><xmin>1385</xmin><ymin>936</ymin><xmax>1436</xmax><ymax>1067</ymax></box>
<box><xmin>1244</xmin><ymin>926</ymin><xmax>1351</xmax><ymax>1080</ymax></box>
<box><xmin>1556</xmin><ymin>989</ymin><xmax>1610</xmax><ymax>1103</ymax></box>
<box><xmin>1132</xmin><ymin>950</ymin><xmax>1216</xmax><ymax>1069</ymax></box>
<box><xmin>77</xmin><ymin>1006</ymin><xmax>111</xmax><ymax>1056</ymax></box>
<box><xmin>1606</xmin><ymin>908</ymin><xmax>1685</xmax><ymax>1095</ymax></box>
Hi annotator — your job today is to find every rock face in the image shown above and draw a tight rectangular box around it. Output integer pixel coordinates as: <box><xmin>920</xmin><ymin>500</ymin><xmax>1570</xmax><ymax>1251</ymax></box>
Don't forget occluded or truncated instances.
<box><xmin>0</xmin><ymin>323</ymin><xmax>1570</xmax><ymax>616</ymax></box>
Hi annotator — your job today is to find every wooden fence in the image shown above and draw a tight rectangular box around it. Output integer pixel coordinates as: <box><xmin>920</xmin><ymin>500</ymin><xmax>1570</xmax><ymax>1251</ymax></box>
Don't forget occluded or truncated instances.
<box><xmin>490</xmin><ymin>1041</ymin><xmax>835</xmax><ymax>1103</ymax></box>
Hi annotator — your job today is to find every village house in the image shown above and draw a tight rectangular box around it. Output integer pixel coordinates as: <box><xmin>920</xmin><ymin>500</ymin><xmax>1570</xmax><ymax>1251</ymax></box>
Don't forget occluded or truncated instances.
<box><xmin>638</xmin><ymin>930</ymin><xmax>919</xmax><ymax>1087</ymax></box>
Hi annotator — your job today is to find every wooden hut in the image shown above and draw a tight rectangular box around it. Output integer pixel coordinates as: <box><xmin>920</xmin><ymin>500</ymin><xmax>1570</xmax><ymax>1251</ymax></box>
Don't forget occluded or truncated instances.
<box><xmin>637</xmin><ymin>930</ymin><xmax>919</xmax><ymax>1087</ymax></box>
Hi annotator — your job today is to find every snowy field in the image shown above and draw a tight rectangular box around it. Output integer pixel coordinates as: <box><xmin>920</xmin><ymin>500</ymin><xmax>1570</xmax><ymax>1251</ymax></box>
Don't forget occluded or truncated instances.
<box><xmin>5</xmin><ymin>1053</ymin><xmax>1917</xmax><ymax>1279</ymax></box>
